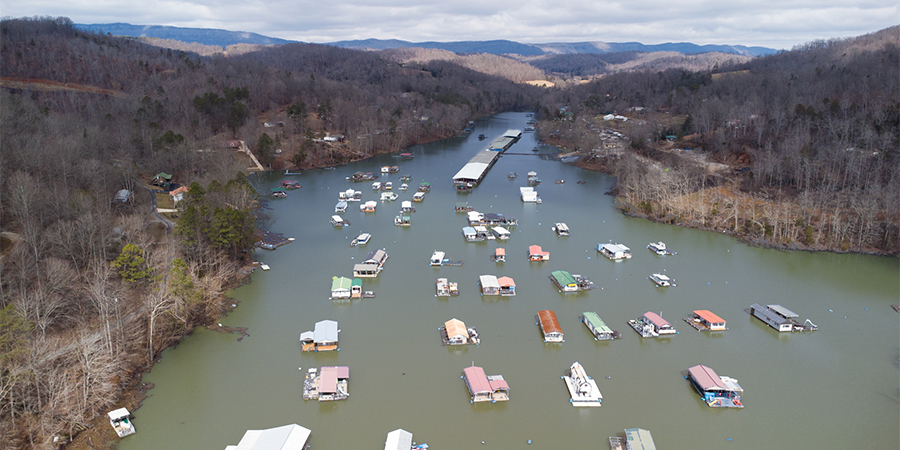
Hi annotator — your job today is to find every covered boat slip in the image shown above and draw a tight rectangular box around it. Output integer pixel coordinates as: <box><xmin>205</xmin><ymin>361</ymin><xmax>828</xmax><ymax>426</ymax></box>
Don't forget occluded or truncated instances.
<box><xmin>462</xmin><ymin>365</ymin><xmax>509</xmax><ymax>403</ymax></box>
<box><xmin>224</xmin><ymin>423</ymin><xmax>311</xmax><ymax>450</ymax></box>
<box><xmin>537</xmin><ymin>310</ymin><xmax>564</xmax><ymax>342</ymax></box>
<box><xmin>562</xmin><ymin>362</ymin><xmax>602</xmax><ymax>407</ymax></box>
<box><xmin>684</xmin><ymin>310</ymin><xmax>727</xmax><ymax>331</ymax></box>
<box><xmin>451</xmin><ymin>130</ymin><xmax>522</xmax><ymax>190</ymax></box>
<box><xmin>580</xmin><ymin>312</ymin><xmax>621</xmax><ymax>340</ymax></box>
<box><xmin>299</xmin><ymin>319</ymin><xmax>339</xmax><ymax>352</ymax></box>
<box><xmin>685</xmin><ymin>364</ymin><xmax>744</xmax><ymax>408</ymax></box>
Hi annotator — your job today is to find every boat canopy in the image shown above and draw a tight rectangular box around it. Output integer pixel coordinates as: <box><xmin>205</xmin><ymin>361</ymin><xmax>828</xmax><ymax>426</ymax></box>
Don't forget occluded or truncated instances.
<box><xmin>452</xmin><ymin>163</ymin><xmax>489</xmax><ymax>183</ymax></box>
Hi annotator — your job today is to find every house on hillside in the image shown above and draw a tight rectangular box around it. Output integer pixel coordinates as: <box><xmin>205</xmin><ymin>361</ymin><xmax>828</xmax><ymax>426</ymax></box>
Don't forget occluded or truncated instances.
<box><xmin>169</xmin><ymin>186</ymin><xmax>188</xmax><ymax>203</ymax></box>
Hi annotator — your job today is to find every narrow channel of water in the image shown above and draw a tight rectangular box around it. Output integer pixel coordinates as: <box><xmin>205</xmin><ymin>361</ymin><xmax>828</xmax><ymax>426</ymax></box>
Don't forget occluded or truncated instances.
<box><xmin>120</xmin><ymin>112</ymin><xmax>899</xmax><ymax>450</ymax></box>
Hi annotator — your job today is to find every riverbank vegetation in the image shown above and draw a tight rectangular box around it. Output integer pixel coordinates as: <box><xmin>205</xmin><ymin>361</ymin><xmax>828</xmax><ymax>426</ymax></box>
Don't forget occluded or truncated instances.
<box><xmin>1</xmin><ymin>15</ymin><xmax>896</xmax><ymax>449</ymax></box>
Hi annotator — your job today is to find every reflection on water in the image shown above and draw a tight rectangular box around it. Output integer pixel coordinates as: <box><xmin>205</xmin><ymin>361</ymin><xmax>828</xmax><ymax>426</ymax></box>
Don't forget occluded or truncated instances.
<box><xmin>121</xmin><ymin>113</ymin><xmax>899</xmax><ymax>450</ymax></box>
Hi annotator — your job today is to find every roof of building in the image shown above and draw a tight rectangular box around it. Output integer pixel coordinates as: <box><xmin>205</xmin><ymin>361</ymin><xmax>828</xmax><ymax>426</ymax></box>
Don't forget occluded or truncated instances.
<box><xmin>529</xmin><ymin>245</ymin><xmax>547</xmax><ymax>255</ymax></box>
<box><xmin>452</xmin><ymin>162</ymin><xmax>490</xmax><ymax>182</ymax></box>
<box><xmin>365</xmin><ymin>249</ymin><xmax>387</xmax><ymax>264</ymax></box>
<box><xmin>643</xmin><ymin>312</ymin><xmax>671</xmax><ymax>328</ymax></box>
<box><xmin>538</xmin><ymin>310</ymin><xmax>562</xmax><ymax>334</ymax></box>
<box><xmin>444</xmin><ymin>318</ymin><xmax>468</xmax><ymax>340</ymax></box>
<box><xmin>331</xmin><ymin>277</ymin><xmax>352</xmax><ymax>291</ymax></box>
<box><xmin>497</xmin><ymin>276</ymin><xmax>515</xmax><ymax>287</ymax></box>
<box><xmin>582</xmin><ymin>312</ymin><xmax>613</xmax><ymax>333</ymax></box>
<box><xmin>694</xmin><ymin>310</ymin><xmax>725</xmax><ymax>324</ymax></box>
<box><xmin>495</xmin><ymin>248</ymin><xmax>506</xmax><ymax>256</ymax></box>
<box><xmin>319</xmin><ymin>366</ymin><xmax>349</xmax><ymax>394</ymax></box>
<box><xmin>766</xmin><ymin>304</ymin><xmax>798</xmax><ymax>318</ymax></box>
<box><xmin>353</xmin><ymin>263</ymin><xmax>379</xmax><ymax>272</ymax></box>
<box><xmin>624</xmin><ymin>428</ymin><xmax>656</xmax><ymax>450</ymax></box>
<box><xmin>750</xmin><ymin>303</ymin><xmax>790</xmax><ymax>324</ymax></box>
<box><xmin>600</xmin><ymin>243</ymin><xmax>630</xmax><ymax>253</ymax></box>
<box><xmin>384</xmin><ymin>429</ymin><xmax>413</xmax><ymax>450</ymax></box>
<box><xmin>463</xmin><ymin>366</ymin><xmax>491</xmax><ymax>394</ymax></box>
<box><xmin>479</xmin><ymin>275</ymin><xmax>500</xmax><ymax>289</ymax></box>
<box><xmin>462</xmin><ymin>226</ymin><xmax>476</xmax><ymax>235</ymax></box>
<box><xmin>688</xmin><ymin>364</ymin><xmax>727</xmax><ymax>391</ymax></box>
<box><xmin>351</xmin><ymin>278</ymin><xmax>363</xmax><ymax>287</ymax></box>
<box><xmin>224</xmin><ymin>424</ymin><xmax>312</xmax><ymax>450</ymax></box>
<box><xmin>488</xmin><ymin>375</ymin><xmax>510</xmax><ymax>391</ymax></box>
<box><xmin>493</xmin><ymin>226</ymin><xmax>510</xmax><ymax>235</ymax></box>
<box><xmin>314</xmin><ymin>320</ymin><xmax>338</xmax><ymax>344</ymax></box>
<box><xmin>551</xmin><ymin>270</ymin><xmax>576</xmax><ymax>286</ymax></box>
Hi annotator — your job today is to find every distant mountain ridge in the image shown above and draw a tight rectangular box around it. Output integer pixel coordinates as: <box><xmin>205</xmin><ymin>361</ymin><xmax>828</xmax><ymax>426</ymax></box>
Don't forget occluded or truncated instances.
<box><xmin>74</xmin><ymin>22</ymin><xmax>776</xmax><ymax>56</ymax></box>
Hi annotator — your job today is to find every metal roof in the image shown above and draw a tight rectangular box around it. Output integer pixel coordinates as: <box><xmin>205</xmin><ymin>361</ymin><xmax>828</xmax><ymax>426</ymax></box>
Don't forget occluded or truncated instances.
<box><xmin>688</xmin><ymin>364</ymin><xmax>727</xmax><ymax>391</ymax></box>
<box><xmin>384</xmin><ymin>429</ymin><xmax>413</xmax><ymax>450</ymax></box>
<box><xmin>694</xmin><ymin>310</ymin><xmax>725</xmax><ymax>324</ymax></box>
<box><xmin>624</xmin><ymin>428</ymin><xmax>656</xmax><ymax>450</ymax></box>
<box><xmin>582</xmin><ymin>312</ymin><xmax>612</xmax><ymax>333</ymax></box>
<box><xmin>444</xmin><ymin>318</ymin><xmax>468</xmax><ymax>340</ymax></box>
<box><xmin>642</xmin><ymin>312</ymin><xmax>671</xmax><ymax>328</ymax></box>
<box><xmin>551</xmin><ymin>270</ymin><xmax>576</xmax><ymax>286</ymax></box>
<box><xmin>497</xmin><ymin>276</ymin><xmax>515</xmax><ymax>287</ymax></box>
<box><xmin>313</xmin><ymin>320</ymin><xmax>338</xmax><ymax>344</ymax></box>
<box><xmin>225</xmin><ymin>424</ymin><xmax>312</xmax><ymax>450</ymax></box>
<box><xmin>463</xmin><ymin>366</ymin><xmax>491</xmax><ymax>394</ymax></box>
<box><xmin>479</xmin><ymin>275</ymin><xmax>500</xmax><ymax>289</ymax></box>
<box><xmin>331</xmin><ymin>277</ymin><xmax>352</xmax><ymax>291</ymax></box>
<box><xmin>319</xmin><ymin>366</ymin><xmax>349</xmax><ymax>394</ymax></box>
<box><xmin>600</xmin><ymin>243</ymin><xmax>630</xmax><ymax>253</ymax></box>
<box><xmin>766</xmin><ymin>304</ymin><xmax>798</xmax><ymax>318</ymax></box>
<box><xmin>750</xmin><ymin>303</ymin><xmax>790</xmax><ymax>324</ymax></box>
<box><xmin>538</xmin><ymin>310</ymin><xmax>562</xmax><ymax>334</ymax></box>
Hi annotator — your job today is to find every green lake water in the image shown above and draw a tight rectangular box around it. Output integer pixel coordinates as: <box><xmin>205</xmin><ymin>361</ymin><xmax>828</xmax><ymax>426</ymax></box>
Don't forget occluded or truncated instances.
<box><xmin>120</xmin><ymin>112</ymin><xmax>899</xmax><ymax>450</ymax></box>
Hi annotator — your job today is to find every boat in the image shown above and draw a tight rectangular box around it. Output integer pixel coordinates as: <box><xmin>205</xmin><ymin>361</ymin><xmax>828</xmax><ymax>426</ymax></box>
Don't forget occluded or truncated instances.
<box><xmin>430</xmin><ymin>251</ymin><xmax>446</xmax><ymax>266</ymax></box>
<box><xmin>281</xmin><ymin>180</ymin><xmax>301</xmax><ymax>189</ymax></box>
<box><xmin>478</xmin><ymin>134</ymin><xmax>487</xmax><ymax>140</ymax></box>
<box><xmin>371</xmin><ymin>181</ymin><xmax>382</xmax><ymax>190</ymax></box>
<box><xmin>439</xmin><ymin>318</ymin><xmax>478</xmax><ymax>345</ymax></box>
<box><xmin>400</xmin><ymin>183</ymin><xmax>408</xmax><ymax>191</ymax></box>
<box><xmin>526</xmin><ymin>171</ymin><xmax>541</xmax><ymax>186</ymax></box>
<box><xmin>554</xmin><ymin>179</ymin><xmax>564</xmax><ymax>184</ymax></box>
<box><xmin>330</xmin><ymin>215</ymin><xmax>346</xmax><ymax>227</ymax></box>
<box><xmin>339</xmin><ymin>189</ymin><xmax>362</xmax><ymax>201</ymax></box>
<box><xmin>394</xmin><ymin>215</ymin><xmax>412</xmax><ymax>226</ymax></box>
<box><xmin>562</xmin><ymin>362</ymin><xmax>602</xmax><ymax>407</ymax></box>
<box><xmin>436</xmin><ymin>278</ymin><xmax>460</xmax><ymax>297</ymax></box>
<box><xmin>683</xmin><ymin>310</ymin><xmax>727</xmax><ymax>332</ymax></box>
<box><xmin>399</xmin><ymin>175</ymin><xmax>412</xmax><ymax>182</ymax></box>
<box><xmin>400</xmin><ymin>153</ymin><xmax>414</xmax><ymax>160</ymax></box>
<box><xmin>520</xmin><ymin>187</ymin><xmax>541</xmax><ymax>203</ymax></box>
<box><xmin>401</xmin><ymin>201</ymin><xmax>416</xmax><ymax>213</ymax></box>
<box><xmin>598</xmin><ymin>243</ymin><xmax>632</xmax><ymax>260</ymax></box>
<box><xmin>418</xmin><ymin>182</ymin><xmax>431</xmax><ymax>192</ymax></box>
<box><xmin>349</xmin><ymin>171</ymin><xmax>377</xmax><ymax>182</ymax></box>
<box><xmin>455</xmin><ymin>202</ymin><xmax>472</xmax><ymax>212</ymax></box>
<box><xmin>108</xmin><ymin>408</ymin><xmax>136</xmax><ymax>438</ymax></box>
<box><xmin>537</xmin><ymin>310</ymin><xmax>564</xmax><ymax>342</ymax></box>
<box><xmin>462</xmin><ymin>365</ymin><xmax>509</xmax><ymax>403</ymax></box>
<box><xmin>552</xmin><ymin>223</ymin><xmax>570</xmax><ymax>236</ymax></box>
<box><xmin>334</xmin><ymin>201</ymin><xmax>348</xmax><ymax>213</ymax></box>
<box><xmin>383</xmin><ymin>181</ymin><xmax>393</xmax><ymax>190</ymax></box>
<box><xmin>490</xmin><ymin>248</ymin><xmax>506</xmax><ymax>262</ymax></box>
<box><xmin>684</xmin><ymin>364</ymin><xmax>744</xmax><ymax>408</ymax></box>
<box><xmin>412</xmin><ymin>192</ymin><xmax>426</xmax><ymax>202</ymax></box>
<box><xmin>610</xmin><ymin>429</ymin><xmax>655</xmax><ymax>450</ymax></box>
<box><xmin>360</xmin><ymin>201</ymin><xmax>377</xmax><ymax>212</ymax></box>
<box><xmin>381</xmin><ymin>166</ymin><xmax>391</xmax><ymax>174</ymax></box>
<box><xmin>628</xmin><ymin>311</ymin><xmax>676</xmax><ymax>338</ymax></box>
<box><xmin>647</xmin><ymin>241</ymin><xmax>677</xmax><ymax>255</ymax></box>
<box><xmin>299</xmin><ymin>319</ymin><xmax>339</xmax><ymax>352</ymax></box>
<box><xmin>284</xmin><ymin>170</ymin><xmax>301</xmax><ymax>175</ymax></box>
<box><xmin>270</xmin><ymin>187</ymin><xmax>287</xmax><ymax>198</ymax></box>
<box><xmin>350</xmin><ymin>233</ymin><xmax>371</xmax><ymax>247</ymax></box>
<box><xmin>529</xmin><ymin>245</ymin><xmax>550</xmax><ymax>261</ymax></box>
<box><xmin>580</xmin><ymin>312</ymin><xmax>621</xmax><ymax>340</ymax></box>
<box><xmin>524</xmin><ymin>126</ymin><xmax>535</xmax><ymax>132</ymax></box>
<box><xmin>649</xmin><ymin>273</ymin><xmax>676</xmax><ymax>287</ymax></box>
<box><xmin>259</xmin><ymin>263</ymin><xmax>270</xmax><ymax>271</ymax></box>
<box><xmin>380</xmin><ymin>192</ymin><xmax>398</xmax><ymax>202</ymax></box>
<box><xmin>462</xmin><ymin>227</ymin><xmax>482</xmax><ymax>242</ymax></box>
<box><xmin>492</xmin><ymin>226</ymin><xmax>510</xmax><ymax>240</ymax></box>
<box><xmin>746</xmin><ymin>303</ymin><xmax>818</xmax><ymax>332</ymax></box>
<box><xmin>508</xmin><ymin>172</ymin><xmax>517</xmax><ymax>179</ymax></box>
<box><xmin>315</xmin><ymin>366</ymin><xmax>350</xmax><ymax>402</ymax></box>
<box><xmin>302</xmin><ymin>367</ymin><xmax>318</xmax><ymax>400</ymax></box>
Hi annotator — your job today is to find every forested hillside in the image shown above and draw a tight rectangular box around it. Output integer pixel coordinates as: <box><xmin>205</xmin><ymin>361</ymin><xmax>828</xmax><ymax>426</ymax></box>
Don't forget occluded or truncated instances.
<box><xmin>537</xmin><ymin>26</ymin><xmax>899</xmax><ymax>253</ymax></box>
<box><xmin>0</xmin><ymin>17</ymin><xmax>539</xmax><ymax>449</ymax></box>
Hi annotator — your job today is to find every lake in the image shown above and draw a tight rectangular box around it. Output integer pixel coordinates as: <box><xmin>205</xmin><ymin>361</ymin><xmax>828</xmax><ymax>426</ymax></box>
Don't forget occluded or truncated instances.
<box><xmin>120</xmin><ymin>112</ymin><xmax>899</xmax><ymax>450</ymax></box>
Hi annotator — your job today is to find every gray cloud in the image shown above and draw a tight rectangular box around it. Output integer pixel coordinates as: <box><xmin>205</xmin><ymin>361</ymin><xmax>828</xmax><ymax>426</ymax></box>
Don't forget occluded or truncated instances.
<box><xmin>5</xmin><ymin>0</ymin><xmax>897</xmax><ymax>49</ymax></box>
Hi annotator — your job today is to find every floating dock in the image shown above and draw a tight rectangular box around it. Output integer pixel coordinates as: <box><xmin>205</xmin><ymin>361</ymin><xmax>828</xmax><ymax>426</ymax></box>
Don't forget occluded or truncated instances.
<box><xmin>452</xmin><ymin>130</ymin><xmax>521</xmax><ymax>191</ymax></box>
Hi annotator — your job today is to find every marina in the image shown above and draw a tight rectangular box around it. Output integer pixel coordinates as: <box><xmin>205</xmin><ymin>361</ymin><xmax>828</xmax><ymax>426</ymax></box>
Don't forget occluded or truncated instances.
<box><xmin>580</xmin><ymin>312</ymin><xmax>621</xmax><ymax>340</ymax></box>
<box><xmin>438</xmin><ymin>318</ymin><xmax>479</xmax><ymax>345</ymax></box>
<box><xmin>537</xmin><ymin>310</ymin><xmax>564</xmax><ymax>342</ymax></box>
<box><xmin>684</xmin><ymin>364</ymin><xmax>744</xmax><ymax>408</ymax></box>
<box><xmin>452</xmin><ymin>129</ymin><xmax>522</xmax><ymax>191</ymax></box>
<box><xmin>746</xmin><ymin>303</ymin><xmax>818</xmax><ymax>332</ymax></box>
<box><xmin>562</xmin><ymin>362</ymin><xmax>602</xmax><ymax>407</ymax></box>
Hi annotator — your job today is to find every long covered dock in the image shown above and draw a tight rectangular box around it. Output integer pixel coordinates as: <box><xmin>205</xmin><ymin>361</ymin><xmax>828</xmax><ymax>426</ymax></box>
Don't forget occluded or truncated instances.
<box><xmin>452</xmin><ymin>129</ymin><xmax>522</xmax><ymax>191</ymax></box>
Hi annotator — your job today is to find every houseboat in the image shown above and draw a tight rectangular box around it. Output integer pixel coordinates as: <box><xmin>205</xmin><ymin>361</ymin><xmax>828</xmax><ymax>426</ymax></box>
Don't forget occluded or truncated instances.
<box><xmin>475</xmin><ymin>226</ymin><xmax>493</xmax><ymax>240</ymax></box>
<box><xmin>380</xmin><ymin>192</ymin><xmax>398</xmax><ymax>202</ymax></box>
<box><xmin>439</xmin><ymin>318</ymin><xmax>479</xmax><ymax>345</ymax></box>
<box><xmin>281</xmin><ymin>180</ymin><xmax>301</xmax><ymax>189</ymax></box>
<box><xmin>350</xmin><ymin>233</ymin><xmax>371</xmax><ymax>247</ymax></box>
<box><xmin>400</xmin><ymin>183</ymin><xmax>409</xmax><ymax>191</ymax></box>
<box><xmin>400</xmin><ymin>152</ymin><xmax>414</xmax><ymax>159</ymax></box>
<box><xmin>418</xmin><ymin>182</ymin><xmax>431</xmax><ymax>192</ymax></box>
<box><xmin>401</xmin><ymin>201</ymin><xmax>415</xmax><ymax>213</ymax></box>
<box><xmin>684</xmin><ymin>310</ymin><xmax>727</xmax><ymax>332</ymax></box>
<box><xmin>647</xmin><ymin>241</ymin><xmax>676</xmax><ymax>255</ymax></box>
<box><xmin>580</xmin><ymin>312</ymin><xmax>621</xmax><ymax>340</ymax></box>
<box><xmin>399</xmin><ymin>175</ymin><xmax>412</xmax><ymax>182</ymax></box>
<box><xmin>364</xmin><ymin>248</ymin><xmax>389</xmax><ymax>268</ymax></box>
<box><xmin>478</xmin><ymin>275</ymin><xmax>500</xmax><ymax>296</ymax></box>
<box><xmin>455</xmin><ymin>202</ymin><xmax>472</xmax><ymax>212</ymax></box>
<box><xmin>381</xmin><ymin>166</ymin><xmax>391</xmax><ymax>174</ymax></box>
<box><xmin>467</xmin><ymin>211</ymin><xmax>517</xmax><ymax>226</ymax></box>
<box><xmin>492</xmin><ymin>226</ymin><xmax>510</xmax><ymax>240</ymax></box>
<box><xmin>436</xmin><ymin>278</ymin><xmax>460</xmax><ymax>297</ymax></box>
<box><xmin>394</xmin><ymin>214</ymin><xmax>412</xmax><ymax>226</ymax></box>
<box><xmin>456</xmin><ymin>181</ymin><xmax>475</xmax><ymax>192</ymax></box>
<box><xmin>371</xmin><ymin>181</ymin><xmax>382</xmax><ymax>190</ymax></box>
<box><xmin>335</xmin><ymin>201</ymin><xmax>348</xmax><ymax>213</ymax></box>
<box><xmin>299</xmin><ymin>319</ymin><xmax>339</xmax><ymax>352</ymax></box>
<box><xmin>598</xmin><ymin>243</ymin><xmax>632</xmax><ymax>260</ymax></box>
<box><xmin>353</xmin><ymin>263</ymin><xmax>381</xmax><ymax>278</ymax></box>
<box><xmin>339</xmin><ymin>189</ymin><xmax>362</xmax><ymax>201</ymax></box>
<box><xmin>562</xmin><ymin>362</ymin><xmax>602</xmax><ymax>407</ymax></box>
<box><xmin>331</xmin><ymin>215</ymin><xmax>346</xmax><ymax>227</ymax></box>
<box><xmin>270</xmin><ymin>187</ymin><xmax>287</xmax><ymax>198</ymax></box>
<box><xmin>520</xmin><ymin>186</ymin><xmax>541</xmax><ymax>203</ymax></box>
<box><xmin>412</xmin><ymin>192</ymin><xmax>426</xmax><ymax>202</ymax></box>
<box><xmin>684</xmin><ymin>364</ymin><xmax>744</xmax><ymax>408</ymax></box>
<box><xmin>610</xmin><ymin>428</ymin><xmax>656</xmax><ymax>450</ymax></box>
<box><xmin>316</xmin><ymin>366</ymin><xmax>350</xmax><ymax>402</ymax></box>
<box><xmin>526</xmin><ymin>171</ymin><xmax>541</xmax><ymax>186</ymax></box>
<box><xmin>552</xmin><ymin>222</ymin><xmax>570</xmax><ymax>236</ymax></box>
<box><xmin>462</xmin><ymin>365</ymin><xmax>509</xmax><ymax>403</ymax></box>
<box><xmin>490</xmin><ymin>248</ymin><xmax>506</xmax><ymax>262</ymax></box>
<box><xmin>649</xmin><ymin>273</ymin><xmax>676</xmax><ymax>287</ymax></box>
<box><xmin>747</xmin><ymin>303</ymin><xmax>818</xmax><ymax>332</ymax></box>
<box><xmin>383</xmin><ymin>181</ymin><xmax>393</xmax><ymax>190</ymax></box>
<box><xmin>628</xmin><ymin>312</ymin><xmax>677</xmax><ymax>337</ymax></box>
<box><xmin>226</xmin><ymin>424</ymin><xmax>312</xmax><ymax>450</ymax></box>
<box><xmin>537</xmin><ymin>310</ymin><xmax>564</xmax><ymax>342</ymax></box>
<box><xmin>479</xmin><ymin>134</ymin><xmax>487</xmax><ymax>140</ymax></box>
<box><xmin>107</xmin><ymin>408</ymin><xmax>135</xmax><ymax>438</ymax></box>
<box><xmin>360</xmin><ymin>200</ymin><xmax>377</xmax><ymax>212</ymax></box>
<box><xmin>462</xmin><ymin>227</ymin><xmax>482</xmax><ymax>242</ymax></box>
<box><xmin>430</xmin><ymin>251</ymin><xmax>446</xmax><ymax>266</ymax></box>
<box><xmin>389</xmin><ymin>165</ymin><xmax>400</xmax><ymax>173</ymax></box>
<box><xmin>528</xmin><ymin>245</ymin><xmax>550</xmax><ymax>261</ymax></box>
<box><xmin>385</xmin><ymin>429</ymin><xmax>413</xmax><ymax>450</ymax></box>
<box><xmin>330</xmin><ymin>277</ymin><xmax>353</xmax><ymax>299</ymax></box>
<box><xmin>549</xmin><ymin>270</ymin><xmax>595</xmax><ymax>292</ymax></box>
<box><xmin>498</xmin><ymin>276</ymin><xmax>516</xmax><ymax>296</ymax></box>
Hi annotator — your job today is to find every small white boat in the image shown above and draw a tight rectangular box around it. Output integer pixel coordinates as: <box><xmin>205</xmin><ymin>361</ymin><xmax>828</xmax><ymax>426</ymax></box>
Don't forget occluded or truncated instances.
<box><xmin>400</xmin><ymin>183</ymin><xmax>409</xmax><ymax>191</ymax></box>
<box><xmin>350</xmin><ymin>233</ymin><xmax>371</xmax><ymax>247</ymax></box>
<box><xmin>108</xmin><ymin>408</ymin><xmax>135</xmax><ymax>438</ymax></box>
<box><xmin>381</xmin><ymin>166</ymin><xmax>391</xmax><ymax>174</ymax></box>
<box><xmin>331</xmin><ymin>215</ymin><xmax>346</xmax><ymax>227</ymax></box>
<box><xmin>430</xmin><ymin>251</ymin><xmax>446</xmax><ymax>266</ymax></box>
<box><xmin>260</xmin><ymin>263</ymin><xmax>271</xmax><ymax>271</ymax></box>
<box><xmin>649</xmin><ymin>273</ymin><xmax>675</xmax><ymax>287</ymax></box>
<box><xmin>383</xmin><ymin>181</ymin><xmax>393</xmax><ymax>190</ymax></box>
<box><xmin>380</xmin><ymin>192</ymin><xmax>398</xmax><ymax>201</ymax></box>
<box><xmin>371</xmin><ymin>181</ymin><xmax>382</xmax><ymax>190</ymax></box>
<box><xmin>552</xmin><ymin>223</ymin><xmax>570</xmax><ymax>237</ymax></box>
<box><xmin>360</xmin><ymin>201</ymin><xmax>377</xmax><ymax>212</ymax></box>
<box><xmin>334</xmin><ymin>201</ymin><xmax>348</xmax><ymax>213</ymax></box>
<box><xmin>647</xmin><ymin>241</ymin><xmax>676</xmax><ymax>255</ymax></box>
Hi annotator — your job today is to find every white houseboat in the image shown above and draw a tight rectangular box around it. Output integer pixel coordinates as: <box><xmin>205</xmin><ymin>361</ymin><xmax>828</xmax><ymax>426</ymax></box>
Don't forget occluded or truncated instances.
<box><xmin>339</xmin><ymin>189</ymin><xmax>362</xmax><ymax>201</ymax></box>
<box><xmin>107</xmin><ymin>408</ymin><xmax>135</xmax><ymax>438</ymax></box>
<box><xmin>552</xmin><ymin>222</ymin><xmax>570</xmax><ymax>236</ymax></box>
<box><xmin>360</xmin><ymin>200</ymin><xmax>377</xmax><ymax>212</ymax></box>
<box><xmin>399</xmin><ymin>183</ymin><xmax>409</xmax><ymax>191</ymax></box>
<box><xmin>492</xmin><ymin>226</ymin><xmax>510</xmax><ymax>240</ymax></box>
<box><xmin>331</xmin><ymin>215</ymin><xmax>346</xmax><ymax>227</ymax></box>
<box><xmin>381</xmin><ymin>166</ymin><xmax>391</xmax><ymax>174</ymax></box>
<box><xmin>520</xmin><ymin>186</ymin><xmax>541</xmax><ymax>203</ymax></box>
<box><xmin>647</xmin><ymin>241</ymin><xmax>676</xmax><ymax>255</ymax></box>
<box><xmin>598</xmin><ymin>243</ymin><xmax>632</xmax><ymax>260</ymax></box>
<box><xmin>479</xmin><ymin>275</ymin><xmax>500</xmax><ymax>296</ymax></box>
<box><xmin>462</xmin><ymin>365</ymin><xmax>509</xmax><ymax>403</ymax></box>
<box><xmin>580</xmin><ymin>312</ymin><xmax>621</xmax><ymax>340</ymax></box>
<box><xmin>430</xmin><ymin>251</ymin><xmax>446</xmax><ymax>266</ymax></box>
<box><xmin>401</xmin><ymin>200</ymin><xmax>415</xmax><ymax>213</ymax></box>
<box><xmin>649</xmin><ymin>273</ymin><xmax>676</xmax><ymax>287</ymax></box>
<box><xmin>439</xmin><ymin>318</ymin><xmax>479</xmax><ymax>345</ymax></box>
<box><xmin>462</xmin><ymin>226</ymin><xmax>481</xmax><ymax>242</ymax></box>
<box><xmin>684</xmin><ymin>364</ymin><xmax>744</xmax><ymax>408</ymax></box>
<box><xmin>335</xmin><ymin>201</ymin><xmax>348</xmax><ymax>213</ymax></box>
<box><xmin>380</xmin><ymin>192</ymin><xmax>398</xmax><ymax>202</ymax></box>
<box><xmin>412</xmin><ymin>192</ymin><xmax>426</xmax><ymax>202</ymax></box>
<box><xmin>371</xmin><ymin>181</ymin><xmax>382</xmax><ymax>190</ymax></box>
<box><xmin>537</xmin><ymin>310</ymin><xmax>564</xmax><ymax>342</ymax></box>
<box><xmin>562</xmin><ymin>362</ymin><xmax>602</xmax><ymax>407</ymax></box>
<box><xmin>350</xmin><ymin>232</ymin><xmax>371</xmax><ymax>247</ymax></box>
<box><xmin>436</xmin><ymin>278</ymin><xmax>459</xmax><ymax>297</ymax></box>
<box><xmin>628</xmin><ymin>311</ymin><xmax>676</xmax><ymax>337</ymax></box>
<box><xmin>352</xmin><ymin>263</ymin><xmax>381</xmax><ymax>278</ymax></box>
<box><xmin>383</xmin><ymin>181</ymin><xmax>393</xmax><ymax>190</ymax></box>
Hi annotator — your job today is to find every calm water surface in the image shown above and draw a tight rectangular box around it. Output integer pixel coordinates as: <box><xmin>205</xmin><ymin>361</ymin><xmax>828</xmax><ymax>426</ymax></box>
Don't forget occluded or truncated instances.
<box><xmin>121</xmin><ymin>113</ymin><xmax>899</xmax><ymax>450</ymax></box>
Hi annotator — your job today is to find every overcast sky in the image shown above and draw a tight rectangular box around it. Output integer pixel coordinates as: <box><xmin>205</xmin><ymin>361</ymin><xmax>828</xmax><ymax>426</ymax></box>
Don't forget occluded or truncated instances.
<box><xmin>5</xmin><ymin>1</ymin><xmax>898</xmax><ymax>49</ymax></box>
